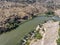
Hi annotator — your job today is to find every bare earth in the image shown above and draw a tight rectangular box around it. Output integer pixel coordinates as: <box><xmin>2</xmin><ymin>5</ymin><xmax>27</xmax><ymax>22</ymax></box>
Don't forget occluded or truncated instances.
<box><xmin>55</xmin><ymin>9</ymin><xmax>60</xmax><ymax>17</ymax></box>
<box><xmin>30</xmin><ymin>21</ymin><xmax>59</xmax><ymax>45</ymax></box>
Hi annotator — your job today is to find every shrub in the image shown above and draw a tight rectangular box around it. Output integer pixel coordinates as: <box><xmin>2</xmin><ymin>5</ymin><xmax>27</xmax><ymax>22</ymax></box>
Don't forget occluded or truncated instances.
<box><xmin>34</xmin><ymin>31</ymin><xmax>42</xmax><ymax>39</ymax></box>
<box><xmin>58</xmin><ymin>28</ymin><xmax>60</xmax><ymax>37</ymax></box>
<box><xmin>57</xmin><ymin>38</ymin><xmax>60</xmax><ymax>45</ymax></box>
<box><xmin>56</xmin><ymin>28</ymin><xmax>60</xmax><ymax>45</ymax></box>
<box><xmin>25</xmin><ymin>40</ymin><xmax>30</xmax><ymax>45</ymax></box>
<box><xmin>45</xmin><ymin>10</ymin><xmax>54</xmax><ymax>16</ymax></box>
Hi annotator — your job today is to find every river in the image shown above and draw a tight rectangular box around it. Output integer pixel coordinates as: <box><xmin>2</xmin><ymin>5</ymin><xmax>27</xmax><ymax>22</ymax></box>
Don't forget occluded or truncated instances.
<box><xmin>0</xmin><ymin>16</ymin><xmax>60</xmax><ymax>45</ymax></box>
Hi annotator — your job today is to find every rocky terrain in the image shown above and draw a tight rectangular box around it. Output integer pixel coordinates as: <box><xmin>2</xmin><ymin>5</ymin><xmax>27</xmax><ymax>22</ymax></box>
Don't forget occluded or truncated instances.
<box><xmin>0</xmin><ymin>0</ymin><xmax>60</xmax><ymax>33</ymax></box>
<box><xmin>30</xmin><ymin>20</ymin><xmax>59</xmax><ymax>45</ymax></box>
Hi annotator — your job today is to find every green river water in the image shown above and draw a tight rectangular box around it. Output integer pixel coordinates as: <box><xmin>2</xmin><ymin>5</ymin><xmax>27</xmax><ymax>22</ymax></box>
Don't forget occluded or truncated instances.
<box><xmin>0</xmin><ymin>16</ymin><xmax>60</xmax><ymax>45</ymax></box>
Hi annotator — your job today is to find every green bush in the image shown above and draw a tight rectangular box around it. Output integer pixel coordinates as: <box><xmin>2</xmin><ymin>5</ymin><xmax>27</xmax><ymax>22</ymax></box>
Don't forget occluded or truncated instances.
<box><xmin>57</xmin><ymin>38</ymin><xmax>60</xmax><ymax>45</ymax></box>
<box><xmin>57</xmin><ymin>28</ymin><xmax>60</xmax><ymax>45</ymax></box>
<box><xmin>35</xmin><ymin>31</ymin><xmax>42</xmax><ymax>39</ymax></box>
<box><xmin>25</xmin><ymin>40</ymin><xmax>30</xmax><ymax>45</ymax></box>
<box><xmin>46</xmin><ymin>11</ymin><xmax>54</xmax><ymax>15</ymax></box>
<box><xmin>58</xmin><ymin>28</ymin><xmax>60</xmax><ymax>37</ymax></box>
<box><xmin>45</xmin><ymin>10</ymin><xmax>54</xmax><ymax>16</ymax></box>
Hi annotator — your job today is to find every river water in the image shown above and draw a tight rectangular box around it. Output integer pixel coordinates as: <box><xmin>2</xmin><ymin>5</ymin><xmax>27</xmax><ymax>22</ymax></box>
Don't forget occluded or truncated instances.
<box><xmin>0</xmin><ymin>16</ymin><xmax>60</xmax><ymax>45</ymax></box>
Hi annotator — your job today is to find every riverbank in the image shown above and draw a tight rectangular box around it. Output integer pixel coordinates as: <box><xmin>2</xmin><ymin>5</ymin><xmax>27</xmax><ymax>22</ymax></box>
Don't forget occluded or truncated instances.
<box><xmin>29</xmin><ymin>20</ymin><xmax>59</xmax><ymax>45</ymax></box>
<box><xmin>0</xmin><ymin>15</ymin><xmax>60</xmax><ymax>45</ymax></box>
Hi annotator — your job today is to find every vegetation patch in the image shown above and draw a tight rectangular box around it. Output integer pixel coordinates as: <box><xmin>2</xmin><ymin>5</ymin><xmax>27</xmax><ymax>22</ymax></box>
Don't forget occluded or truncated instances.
<box><xmin>58</xmin><ymin>28</ymin><xmax>60</xmax><ymax>36</ymax></box>
<box><xmin>45</xmin><ymin>10</ymin><xmax>55</xmax><ymax>17</ymax></box>
<box><xmin>20</xmin><ymin>28</ymin><xmax>42</xmax><ymax>45</ymax></box>
<box><xmin>57</xmin><ymin>38</ymin><xmax>60</xmax><ymax>45</ymax></box>
<box><xmin>0</xmin><ymin>14</ymin><xmax>37</xmax><ymax>34</ymax></box>
<box><xmin>57</xmin><ymin>27</ymin><xmax>60</xmax><ymax>45</ymax></box>
<box><xmin>34</xmin><ymin>31</ymin><xmax>42</xmax><ymax>39</ymax></box>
